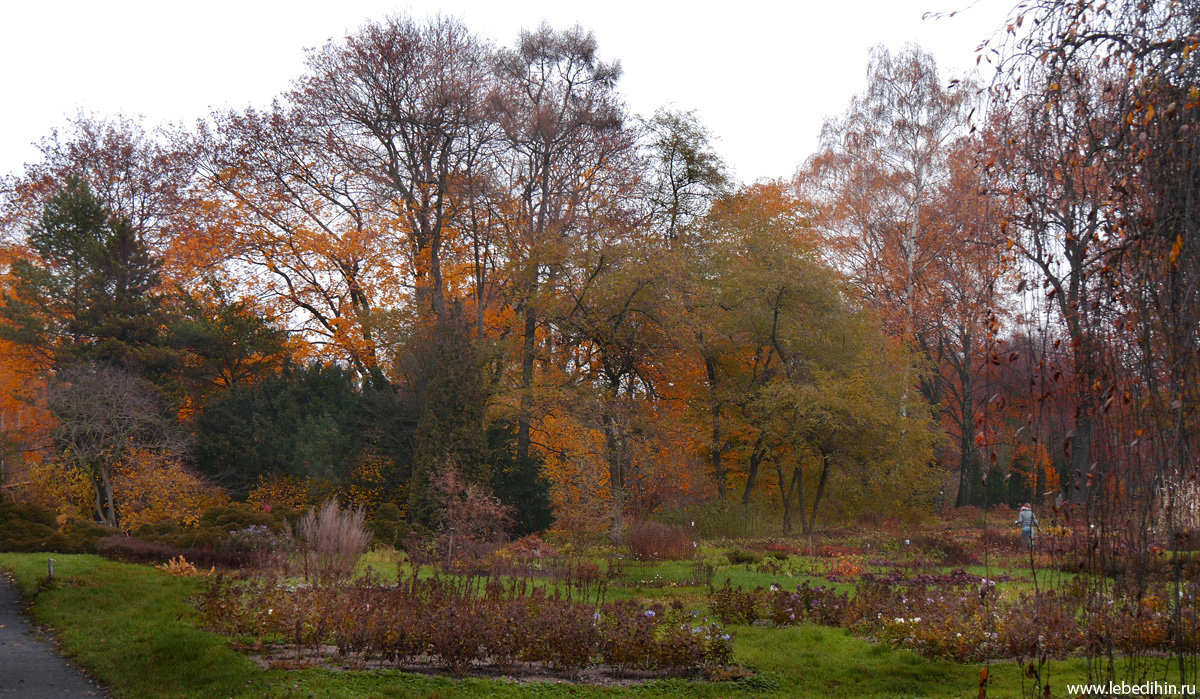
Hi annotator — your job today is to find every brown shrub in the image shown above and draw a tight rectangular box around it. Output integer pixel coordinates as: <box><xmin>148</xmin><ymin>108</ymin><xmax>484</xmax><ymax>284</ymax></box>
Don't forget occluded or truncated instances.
<box><xmin>434</xmin><ymin>468</ymin><xmax>513</xmax><ymax>562</ymax></box>
<box><xmin>980</xmin><ymin>527</ymin><xmax>1023</xmax><ymax>553</ymax></box>
<box><xmin>854</xmin><ymin>509</ymin><xmax>880</xmax><ymax>528</ymax></box>
<box><xmin>626</xmin><ymin>521</ymin><xmax>695</xmax><ymax>561</ymax></box>
<box><xmin>912</xmin><ymin>534</ymin><xmax>979</xmax><ymax>565</ymax></box>
<box><xmin>95</xmin><ymin>535</ymin><xmax>248</xmax><ymax>568</ymax></box>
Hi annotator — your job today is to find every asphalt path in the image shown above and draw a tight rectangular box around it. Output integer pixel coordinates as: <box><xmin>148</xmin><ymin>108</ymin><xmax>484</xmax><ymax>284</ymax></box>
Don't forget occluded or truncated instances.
<box><xmin>0</xmin><ymin>572</ymin><xmax>107</xmax><ymax>697</ymax></box>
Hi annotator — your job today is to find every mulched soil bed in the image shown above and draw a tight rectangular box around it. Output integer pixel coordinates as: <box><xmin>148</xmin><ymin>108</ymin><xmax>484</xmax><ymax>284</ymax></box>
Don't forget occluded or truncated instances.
<box><xmin>239</xmin><ymin>642</ymin><xmax>738</xmax><ymax>686</ymax></box>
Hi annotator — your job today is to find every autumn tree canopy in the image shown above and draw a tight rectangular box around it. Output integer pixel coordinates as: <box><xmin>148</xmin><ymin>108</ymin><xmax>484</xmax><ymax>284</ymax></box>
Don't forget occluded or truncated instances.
<box><xmin>0</xmin><ymin>9</ymin><xmax>1144</xmax><ymax>539</ymax></box>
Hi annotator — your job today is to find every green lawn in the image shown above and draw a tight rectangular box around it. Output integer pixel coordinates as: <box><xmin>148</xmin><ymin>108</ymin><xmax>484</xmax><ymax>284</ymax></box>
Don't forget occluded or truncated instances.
<box><xmin>0</xmin><ymin>552</ymin><xmax>1114</xmax><ymax>697</ymax></box>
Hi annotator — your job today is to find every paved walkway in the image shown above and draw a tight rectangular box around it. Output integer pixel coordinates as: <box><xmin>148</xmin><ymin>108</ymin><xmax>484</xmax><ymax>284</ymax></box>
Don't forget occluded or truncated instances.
<box><xmin>0</xmin><ymin>572</ymin><xmax>107</xmax><ymax>697</ymax></box>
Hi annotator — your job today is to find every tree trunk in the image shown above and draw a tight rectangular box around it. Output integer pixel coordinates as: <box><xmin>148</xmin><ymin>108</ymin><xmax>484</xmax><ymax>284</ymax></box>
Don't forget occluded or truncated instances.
<box><xmin>609</xmin><ymin>481</ymin><xmax>625</xmax><ymax>545</ymax></box>
<box><xmin>1068</xmin><ymin>414</ymin><xmax>1093</xmax><ymax>503</ymax></box>
<box><xmin>429</xmin><ymin>233</ymin><xmax>447</xmax><ymax>324</ymax></box>
<box><xmin>602</xmin><ymin>410</ymin><xmax>627</xmax><ymax>544</ymax></box>
<box><xmin>776</xmin><ymin>459</ymin><xmax>794</xmax><ymax>533</ymax></box>
<box><xmin>471</xmin><ymin>227</ymin><xmax>486</xmax><ymax>339</ymax></box>
<box><xmin>804</xmin><ymin>452</ymin><xmax>831</xmax><ymax>536</ymax></box>
<box><xmin>956</xmin><ymin>448</ymin><xmax>978</xmax><ymax>507</ymax></box>
<box><xmin>92</xmin><ymin>475</ymin><xmax>106</xmax><ymax>525</ymax></box>
<box><xmin>741</xmin><ymin>436</ymin><xmax>767</xmax><ymax>506</ymax></box>
<box><xmin>954</xmin><ymin>327</ymin><xmax>978</xmax><ymax>507</ymax></box>
<box><xmin>97</xmin><ymin>466</ymin><xmax>117</xmax><ymax>528</ymax></box>
<box><xmin>793</xmin><ymin>467</ymin><xmax>807</xmax><ymax>536</ymax></box>
<box><xmin>704</xmin><ymin>355</ymin><xmax>726</xmax><ymax>500</ymax></box>
<box><xmin>516</xmin><ymin>304</ymin><xmax>537</xmax><ymax>464</ymax></box>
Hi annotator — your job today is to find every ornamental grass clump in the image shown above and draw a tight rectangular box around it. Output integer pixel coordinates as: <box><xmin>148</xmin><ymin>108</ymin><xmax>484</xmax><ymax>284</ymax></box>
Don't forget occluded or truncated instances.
<box><xmin>298</xmin><ymin>499</ymin><xmax>371</xmax><ymax>585</ymax></box>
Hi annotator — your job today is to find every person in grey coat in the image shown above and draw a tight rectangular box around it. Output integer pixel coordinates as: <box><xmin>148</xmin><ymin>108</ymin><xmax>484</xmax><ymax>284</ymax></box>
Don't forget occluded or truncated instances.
<box><xmin>1015</xmin><ymin>503</ymin><xmax>1040</xmax><ymax>550</ymax></box>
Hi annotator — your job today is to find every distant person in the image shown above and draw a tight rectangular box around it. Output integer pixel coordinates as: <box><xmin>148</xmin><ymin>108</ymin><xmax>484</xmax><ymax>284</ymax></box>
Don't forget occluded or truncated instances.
<box><xmin>1015</xmin><ymin>503</ymin><xmax>1041</xmax><ymax>550</ymax></box>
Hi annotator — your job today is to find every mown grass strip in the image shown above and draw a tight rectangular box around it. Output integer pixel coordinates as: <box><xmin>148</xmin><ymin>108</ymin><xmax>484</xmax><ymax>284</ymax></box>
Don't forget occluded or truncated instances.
<box><xmin>0</xmin><ymin>552</ymin><xmax>1107</xmax><ymax>697</ymax></box>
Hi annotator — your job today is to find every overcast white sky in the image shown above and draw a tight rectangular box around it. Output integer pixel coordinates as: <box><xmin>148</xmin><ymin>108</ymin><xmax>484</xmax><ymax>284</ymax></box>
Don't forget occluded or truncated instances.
<box><xmin>0</xmin><ymin>0</ymin><xmax>1017</xmax><ymax>184</ymax></box>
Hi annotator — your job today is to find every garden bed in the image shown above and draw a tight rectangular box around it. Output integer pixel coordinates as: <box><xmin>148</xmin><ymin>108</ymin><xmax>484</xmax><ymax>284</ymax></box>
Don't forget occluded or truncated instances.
<box><xmin>242</xmin><ymin>642</ymin><xmax>736</xmax><ymax>686</ymax></box>
<box><xmin>197</xmin><ymin>572</ymin><xmax>736</xmax><ymax>681</ymax></box>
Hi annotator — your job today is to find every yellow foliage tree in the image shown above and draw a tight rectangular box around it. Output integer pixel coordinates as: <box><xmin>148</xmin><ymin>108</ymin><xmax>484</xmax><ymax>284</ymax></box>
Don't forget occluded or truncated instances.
<box><xmin>246</xmin><ymin>474</ymin><xmax>318</xmax><ymax>516</ymax></box>
<box><xmin>338</xmin><ymin>451</ymin><xmax>402</xmax><ymax>513</ymax></box>
<box><xmin>11</xmin><ymin>459</ymin><xmax>93</xmax><ymax>524</ymax></box>
<box><xmin>113</xmin><ymin>450</ymin><xmax>228</xmax><ymax>532</ymax></box>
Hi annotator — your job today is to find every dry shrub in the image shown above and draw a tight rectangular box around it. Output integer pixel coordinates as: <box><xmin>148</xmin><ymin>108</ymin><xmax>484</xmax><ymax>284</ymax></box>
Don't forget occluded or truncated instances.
<box><xmin>96</xmin><ymin>535</ymin><xmax>247</xmax><ymax>568</ymax></box>
<box><xmin>626</xmin><ymin>520</ymin><xmax>694</xmax><ymax>561</ymax></box>
<box><xmin>912</xmin><ymin>534</ymin><xmax>978</xmax><ymax>565</ymax></box>
<box><xmin>225</xmin><ymin>524</ymin><xmax>294</xmax><ymax>575</ymax></box>
<box><xmin>433</xmin><ymin>467</ymin><xmax>513</xmax><ymax>562</ymax></box>
<box><xmin>980</xmin><ymin>527</ymin><xmax>1022</xmax><ymax>553</ymax></box>
<box><xmin>856</xmin><ymin>509</ymin><xmax>880</xmax><ymax>528</ymax></box>
<box><xmin>549</xmin><ymin>558</ymin><xmax>602</xmax><ymax>593</ymax></box>
<box><xmin>298</xmin><ymin>499</ymin><xmax>371</xmax><ymax>585</ymax></box>
<box><xmin>710</xmin><ymin>581</ymin><xmax>759</xmax><ymax>624</ymax></box>
<box><xmin>427</xmin><ymin>601</ymin><xmax>490</xmax><ymax>675</ymax></box>
<box><xmin>508</xmin><ymin>533</ymin><xmax>558</xmax><ymax>561</ymax></box>
<box><xmin>156</xmin><ymin>555</ymin><xmax>206</xmax><ymax>576</ymax></box>
<box><xmin>199</xmin><ymin>573</ymin><xmax>735</xmax><ymax>677</ymax></box>
<box><xmin>1155</xmin><ymin>472</ymin><xmax>1200</xmax><ymax>546</ymax></box>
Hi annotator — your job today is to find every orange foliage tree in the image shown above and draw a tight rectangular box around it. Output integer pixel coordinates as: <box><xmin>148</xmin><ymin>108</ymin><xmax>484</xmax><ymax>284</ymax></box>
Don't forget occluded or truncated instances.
<box><xmin>196</xmin><ymin>106</ymin><xmax>406</xmax><ymax>372</ymax></box>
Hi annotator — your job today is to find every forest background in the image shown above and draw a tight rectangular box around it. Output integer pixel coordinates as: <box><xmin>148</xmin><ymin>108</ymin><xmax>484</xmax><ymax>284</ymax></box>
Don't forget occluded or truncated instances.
<box><xmin>0</xmin><ymin>0</ymin><xmax>1195</xmax><ymax>547</ymax></box>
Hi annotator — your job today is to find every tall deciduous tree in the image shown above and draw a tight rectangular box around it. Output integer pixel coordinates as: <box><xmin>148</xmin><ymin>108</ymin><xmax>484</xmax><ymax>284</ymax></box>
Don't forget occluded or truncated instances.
<box><xmin>688</xmin><ymin>182</ymin><xmax>938</xmax><ymax>529</ymax></box>
<box><xmin>298</xmin><ymin>16</ymin><xmax>495</xmax><ymax>324</ymax></box>
<box><xmin>555</xmin><ymin>225</ymin><xmax>679</xmax><ymax>541</ymax></box>
<box><xmin>801</xmin><ymin>47</ymin><xmax>1005</xmax><ymax>504</ymax></box>
<box><xmin>198</xmin><ymin>103</ymin><xmax>401</xmax><ymax>372</ymax></box>
<box><xmin>685</xmin><ymin>182</ymin><xmax>817</xmax><ymax>502</ymax></box>
<box><xmin>923</xmin><ymin>138</ymin><xmax>1009</xmax><ymax>506</ymax></box>
<box><xmin>987</xmin><ymin>0</ymin><xmax>1200</xmax><ymax>687</ymax></box>
<box><xmin>489</xmin><ymin>23</ymin><xmax>634</xmax><ymax>466</ymax></box>
<box><xmin>804</xmin><ymin>45</ymin><xmax>972</xmax><ymax>344</ymax></box>
<box><xmin>1</xmin><ymin>115</ymin><xmax>197</xmax><ymax>254</ymax></box>
<box><xmin>643</xmin><ymin>108</ymin><xmax>728</xmax><ymax>243</ymax></box>
<box><xmin>986</xmin><ymin>67</ymin><xmax>1118</xmax><ymax>503</ymax></box>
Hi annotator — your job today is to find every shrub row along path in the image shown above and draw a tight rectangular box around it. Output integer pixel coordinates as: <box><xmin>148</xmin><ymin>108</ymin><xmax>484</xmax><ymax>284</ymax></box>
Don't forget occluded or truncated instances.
<box><xmin>0</xmin><ymin>573</ymin><xmax>107</xmax><ymax>697</ymax></box>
